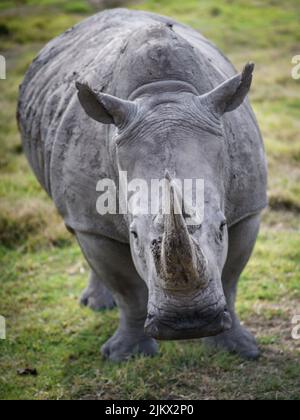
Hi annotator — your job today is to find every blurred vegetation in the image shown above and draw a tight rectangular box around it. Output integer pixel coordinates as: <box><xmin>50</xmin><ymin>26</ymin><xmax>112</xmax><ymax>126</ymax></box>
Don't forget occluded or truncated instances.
<box><xmin>0</xmin><ymin>0</ymin><xmax>299</xmax><ymax>400</ymax></box>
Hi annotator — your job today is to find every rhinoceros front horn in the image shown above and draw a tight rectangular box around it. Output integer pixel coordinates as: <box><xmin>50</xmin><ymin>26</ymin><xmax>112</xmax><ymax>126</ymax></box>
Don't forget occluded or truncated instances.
<box><xmin>160</xmin><ymin>174</ymin><xmax>208</xmax><ymax>291</ymax></box>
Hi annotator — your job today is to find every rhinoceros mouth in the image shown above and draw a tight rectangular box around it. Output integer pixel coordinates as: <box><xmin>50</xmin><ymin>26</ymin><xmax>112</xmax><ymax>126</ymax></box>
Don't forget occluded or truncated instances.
<box><xmin>144</xmin><ymin>306</ymin><xmax>232</xmax><ymax>341</ymax></box>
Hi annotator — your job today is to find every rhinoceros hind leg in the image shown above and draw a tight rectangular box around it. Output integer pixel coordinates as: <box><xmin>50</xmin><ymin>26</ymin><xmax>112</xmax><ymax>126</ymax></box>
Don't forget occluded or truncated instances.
<box><xmin>204</xmin><ymin>214</ymin><xmax>261</xmax><ymax>361</ymax></box>
<box><xmin>80</xmin><ymin>271</ymin><xmax>116</xmax><ymax>311</ymax></box>
<box><xmin>76</xmin><ymin>232</ymin><xmax>158</xmax><ymax>362</ymax></box>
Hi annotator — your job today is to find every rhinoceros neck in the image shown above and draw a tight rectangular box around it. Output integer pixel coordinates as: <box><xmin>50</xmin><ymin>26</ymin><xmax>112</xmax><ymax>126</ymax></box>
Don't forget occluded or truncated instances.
<box><xmin>128</xmin><ymin>80</ymin><xmax>200</xmax><ymax>101</ymax></box>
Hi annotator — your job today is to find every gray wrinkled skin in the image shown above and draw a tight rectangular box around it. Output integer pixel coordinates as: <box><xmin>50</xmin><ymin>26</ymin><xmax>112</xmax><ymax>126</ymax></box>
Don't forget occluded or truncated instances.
<box><xmin>18</xmin><ymin>9</ymin><xmax>267</xmax><ymax>362</ymax></box>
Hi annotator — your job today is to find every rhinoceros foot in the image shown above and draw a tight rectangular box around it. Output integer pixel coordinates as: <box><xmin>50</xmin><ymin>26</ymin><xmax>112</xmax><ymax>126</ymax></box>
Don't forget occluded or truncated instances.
<box><xmin>204</xmin><ymin>324</ymin><xmax>260</xmax><ymax>361</ymax></box>
<box><xmin>101</xmin><ymin>329</ymin><xmax>158</xmax><ymax>362</ymax></box>
<box><xmin>80</xmin><ymin>280</ymin><xmax>116</xmax><ymax>311</ymax></box>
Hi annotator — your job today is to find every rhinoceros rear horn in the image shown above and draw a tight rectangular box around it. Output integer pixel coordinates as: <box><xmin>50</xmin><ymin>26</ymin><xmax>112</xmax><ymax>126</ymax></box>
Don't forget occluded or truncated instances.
<box><xmin>201</xmin><ymin>63</ymin><xmax>255</xmax><ymax>115</ymax></box>
<box><xmin>76</xmin><ymin>82</ymin><xmax>137</xmax><ymax>128</ymax></box>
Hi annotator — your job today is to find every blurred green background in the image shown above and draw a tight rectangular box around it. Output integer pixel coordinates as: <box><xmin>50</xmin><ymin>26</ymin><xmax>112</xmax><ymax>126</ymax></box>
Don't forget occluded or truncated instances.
<box><xmin>0</xmin><ymin>0</ymin><xmax>299</xmax><ymax>400</ymax></box>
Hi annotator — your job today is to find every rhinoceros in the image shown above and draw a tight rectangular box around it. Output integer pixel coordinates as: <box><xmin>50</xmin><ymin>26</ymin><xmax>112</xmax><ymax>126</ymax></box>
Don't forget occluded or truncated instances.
<box><xmin>18</xmin><ymin>9</ymin><xmax>267</xmax><ymax>361</ymax></box>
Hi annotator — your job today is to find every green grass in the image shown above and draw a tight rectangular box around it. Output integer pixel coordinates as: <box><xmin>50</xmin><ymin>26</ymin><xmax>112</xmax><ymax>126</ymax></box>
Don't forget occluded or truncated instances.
<box><xmin>0</xmin><ymin>0</ymin><xmax>300</xmax><ymax>400</ymax></box>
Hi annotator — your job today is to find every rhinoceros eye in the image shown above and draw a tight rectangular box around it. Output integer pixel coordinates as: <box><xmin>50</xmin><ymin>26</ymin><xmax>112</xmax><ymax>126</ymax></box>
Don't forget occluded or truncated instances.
<box><xmin>220</xmin><ymin>220</ymin><xmax>227</xmax><ymax>232</ymax></box>
<box><xmin>130</xmin><ymin>230</ymin><xmax>138</xmax><ymax>240</ymax></box>
<box><xmin>218</xmin><ymin>220</ymin><xmax>227</xmax><ymax>240</ymax></box>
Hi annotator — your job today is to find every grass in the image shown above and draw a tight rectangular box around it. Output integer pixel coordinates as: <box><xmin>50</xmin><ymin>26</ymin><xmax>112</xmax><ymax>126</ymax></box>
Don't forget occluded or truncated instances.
<box><xmin>0</xmin><ymin>0</ymin><xmax>300</xmax><ymax>400</ymax></box>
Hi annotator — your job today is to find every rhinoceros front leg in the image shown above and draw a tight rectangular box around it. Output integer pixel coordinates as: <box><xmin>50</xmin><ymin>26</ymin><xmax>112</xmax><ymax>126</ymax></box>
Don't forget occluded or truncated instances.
<box><xmin>204</xmin><ymin>214</ymin><xmax>261</xmax><ymax>360</ymax></box>
<box><xmin>76</xmin><ymin>232</ymin><xmax>158</xmax><ymax>362</ymax></box>
<box><xmin>80</xmin><ymin>270</ymin><xmax>116</xmax><ymax>311</ymax></box>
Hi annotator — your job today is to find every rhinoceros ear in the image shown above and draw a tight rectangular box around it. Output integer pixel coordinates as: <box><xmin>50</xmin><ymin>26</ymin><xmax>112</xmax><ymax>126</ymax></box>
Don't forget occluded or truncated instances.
<box><xmin>76</xmin><ymin>82</ymin><xmax>137</xmax><ymax>128</ymax></box>
<box><xmin>201</xmin><ymin>63</ymin><xmax>255</xmax><ymax>115</ymax></box>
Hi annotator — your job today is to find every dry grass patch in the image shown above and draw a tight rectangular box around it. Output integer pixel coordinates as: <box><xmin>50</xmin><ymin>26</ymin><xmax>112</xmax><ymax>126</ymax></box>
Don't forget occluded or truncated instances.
<box><xmin>0</xmin><ymin>198</ymin><xmax>72</xmax><ymax>249</ymax></box>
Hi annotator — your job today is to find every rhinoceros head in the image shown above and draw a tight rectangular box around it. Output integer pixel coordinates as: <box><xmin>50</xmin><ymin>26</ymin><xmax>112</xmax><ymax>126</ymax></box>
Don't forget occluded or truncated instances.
<box><xmin>76</xmin><ymin>63</ymin><xmax>254</xmax><ymax>340</ymax></box>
